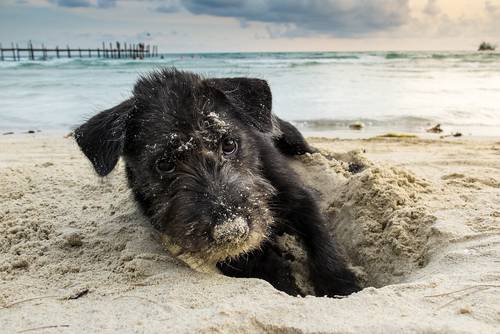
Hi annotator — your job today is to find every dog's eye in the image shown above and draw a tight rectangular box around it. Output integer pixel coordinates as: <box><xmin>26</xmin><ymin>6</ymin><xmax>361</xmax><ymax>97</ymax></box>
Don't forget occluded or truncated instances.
<box><xmin>221</xmin><ymin>138</ymin><xmax>238</xmax><ymax>156</ymax></box>
<box><xmin>156</xmin><ymin>158</ymin><xmax>175</xmax><ymax>174</ymax></box>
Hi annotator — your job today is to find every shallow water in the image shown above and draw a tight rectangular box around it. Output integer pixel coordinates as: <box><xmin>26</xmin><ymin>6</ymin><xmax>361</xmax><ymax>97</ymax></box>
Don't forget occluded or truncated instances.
<box><xmin>1</xmin><ymin>51</ymin><xmax>499</xmax><ymax>137</ymax></box>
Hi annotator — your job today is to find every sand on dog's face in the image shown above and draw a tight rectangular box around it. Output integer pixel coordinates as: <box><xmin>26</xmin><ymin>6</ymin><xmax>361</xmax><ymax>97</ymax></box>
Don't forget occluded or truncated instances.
<box><xmin>1</xmin><ymin>135</ymin><xmax>499</xmax><ymax>334</ymax></box>
<box><xmin>122</xmin><ymin>78</ymin><xmax>276</xmax><ymax>266</ymax></box>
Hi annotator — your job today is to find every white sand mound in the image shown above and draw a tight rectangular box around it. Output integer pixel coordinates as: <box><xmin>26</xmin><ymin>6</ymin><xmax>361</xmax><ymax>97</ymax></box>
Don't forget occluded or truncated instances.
<box><xmin>0</xmin><ymin>135</ymin><xmax>499</xmax><ymax>333</ymax></box>
<box><xmin>288</xmin><ymin>151</ymin><xmax>435</xmax><ymax>287</ymax></box>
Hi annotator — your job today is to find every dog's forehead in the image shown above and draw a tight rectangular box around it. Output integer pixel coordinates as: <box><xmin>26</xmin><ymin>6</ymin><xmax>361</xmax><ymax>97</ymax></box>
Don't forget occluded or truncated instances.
<box><xmin>166</xmin><ymin>110</ymin><xmax>231</xmax><ymax>146</ymax></box>
<box><xmin>134</xmin><ymin>106</ymin><xmax>234</xmax><ymax>155</ymax></box>
<box><xmin>129</xmin><ymin>72</ymin><xmax>240</xmax><ymax>155</ymax></box>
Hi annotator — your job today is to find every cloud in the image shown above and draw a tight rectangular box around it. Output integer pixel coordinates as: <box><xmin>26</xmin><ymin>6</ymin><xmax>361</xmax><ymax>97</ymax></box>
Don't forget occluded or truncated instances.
<box><xmin>485</xmin><ymin>1</ymin><xmax>499</xmax><ymax>17</ymax></box>
<box><xmin>136</xmin><ymin>31</ymin><xmax>153</xmax><ymax>41</ymax></box>
<box><xmin>483</xmin><ymin>1</ymin><xmax>500</xmax><ymax>35</ymax></box>
<box><xmin>423</xmin><ymin>0</ymin><xmax>440</xmax><ymax>16</ymax></box>
<box><xmin>178</xmin><ymin>0</ymin><xmax>411</xmax><ymax>37</ymax></box>
<box><xmin>50</xmin><ymin>0</ymin><xmax>91</xmax><ymax>7</ymax></box>
<box><xmin>96</xmin><ymin>0</ymin><xmax>116</xmax><ymax>8</ymax></box>
<box><xmin>49</xmin><ymin>0</ymin><xmax>116</xmax><ymax>9</ymax></box>
<box><xmin>156</xmin><ymin>0</ymin><xmax>182</xmax><ymax>13</ymax></box>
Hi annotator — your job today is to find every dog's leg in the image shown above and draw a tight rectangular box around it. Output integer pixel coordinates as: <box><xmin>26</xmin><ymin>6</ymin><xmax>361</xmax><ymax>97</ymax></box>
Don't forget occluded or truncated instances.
<box><xmin>260</xmin><ymin>148</ymin><xmax>360</xmax><ymax>297</ymax></box>
<box><xmin>280</xmin><ymin>186</ymin><xmax>360</xmax><ymax>297</ymax></box>
<box><xmin>269</xmin><ymin>119</ymin><xmax>354</xmax><ymax>296</ymax></box>
<box><xmin>273</xmin><ymin>117</ymin><xmax>317</xmax><ymax>155</ymax></box>
<box><xmin>217</xmin><ymin>242</ymin><xmax>302</xmax><ymax>296</ymax></box>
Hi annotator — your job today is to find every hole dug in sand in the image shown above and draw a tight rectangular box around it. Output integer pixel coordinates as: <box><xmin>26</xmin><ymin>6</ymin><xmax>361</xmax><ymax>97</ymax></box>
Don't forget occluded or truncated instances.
<box><xmin>287</xmin><ymin>149</ymin><xmax>436</xmax><ymax>290</ymax></box>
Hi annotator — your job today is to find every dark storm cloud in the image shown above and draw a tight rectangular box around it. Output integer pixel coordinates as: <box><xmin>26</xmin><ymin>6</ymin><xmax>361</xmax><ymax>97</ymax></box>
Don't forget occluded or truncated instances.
<box><xmin>47</xmin><ymin>0</ymin><xmax>412</xmax><ymax>37</ymax></box>
<box><xmin>179</xmin><ymin>0</ymin><xmax>411</xmax><ymax>36</ymax></box>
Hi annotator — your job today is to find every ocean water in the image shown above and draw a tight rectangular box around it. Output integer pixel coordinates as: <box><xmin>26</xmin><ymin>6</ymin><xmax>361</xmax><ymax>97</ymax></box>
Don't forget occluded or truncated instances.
<box><xmin>1</xmin><ymin>51</ymin><xmax>499</xmax><ymax>137</ymax></box>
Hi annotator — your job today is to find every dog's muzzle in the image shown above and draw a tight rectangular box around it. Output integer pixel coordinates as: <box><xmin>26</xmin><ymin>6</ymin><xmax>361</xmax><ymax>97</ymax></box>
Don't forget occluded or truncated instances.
<box><xmin>212</xmin><ymin>216</ymin><xmax>249</xmax><ymax>244</ymax></box>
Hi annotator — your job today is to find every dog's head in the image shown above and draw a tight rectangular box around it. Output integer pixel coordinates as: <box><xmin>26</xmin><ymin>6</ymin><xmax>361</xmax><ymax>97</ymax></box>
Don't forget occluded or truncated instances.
<box><xmin>75</xmin><ymin>69</ymin><xmax>278</xmax><ymax>266</ymax></box>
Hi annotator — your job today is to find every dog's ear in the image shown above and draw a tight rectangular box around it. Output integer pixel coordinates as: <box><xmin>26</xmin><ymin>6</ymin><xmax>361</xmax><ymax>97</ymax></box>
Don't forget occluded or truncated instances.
<box><xmin>206</xmin><ymin>78</ymin><xmax>273</xmax><ymax>132</ymax></box>
<box><xmin>273</xmin><ymin>117</ymin><xmax>317</xmax><ymax>155</ymax></box>
<box><xmin>74</xmin><ymin>99</ymin><xmax>134</xmax><ymax>176</ymax></box>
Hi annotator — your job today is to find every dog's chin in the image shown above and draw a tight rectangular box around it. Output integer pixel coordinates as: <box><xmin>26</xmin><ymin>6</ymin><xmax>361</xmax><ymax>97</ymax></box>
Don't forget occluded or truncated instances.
<box><xmin>161</xmin><ymin>216</ymin><xmax>272</xmax><ymax>274</ymax></box>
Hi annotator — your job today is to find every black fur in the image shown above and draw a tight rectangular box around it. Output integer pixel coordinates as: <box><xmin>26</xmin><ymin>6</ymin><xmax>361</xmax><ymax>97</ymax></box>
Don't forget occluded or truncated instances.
<box><xmin>75</xmin><ymin>68</ymin><xmax>360</xmax><ymax>297</ymax></box>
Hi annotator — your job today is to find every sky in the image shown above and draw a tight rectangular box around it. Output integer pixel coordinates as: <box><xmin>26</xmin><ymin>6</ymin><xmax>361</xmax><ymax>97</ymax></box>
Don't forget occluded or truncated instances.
<box><xmin>0</xmin><ymin>0</ymin><xmax>499</xmax><ymax>52</ymax></box>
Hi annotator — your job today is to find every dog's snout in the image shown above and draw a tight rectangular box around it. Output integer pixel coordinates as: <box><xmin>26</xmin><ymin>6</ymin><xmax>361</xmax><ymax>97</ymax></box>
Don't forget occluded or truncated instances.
<box><xmin>211</xmin><ymin>216</ymin><xmax>249</xmax><ymax>244</ymax></box>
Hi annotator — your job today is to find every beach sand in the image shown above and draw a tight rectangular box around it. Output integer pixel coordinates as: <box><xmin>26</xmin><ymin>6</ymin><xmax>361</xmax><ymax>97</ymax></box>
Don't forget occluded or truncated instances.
<box><xmin>0</xmin><ymin>134</ymin><xmax>499</xmax><ymax>333</ymax></box>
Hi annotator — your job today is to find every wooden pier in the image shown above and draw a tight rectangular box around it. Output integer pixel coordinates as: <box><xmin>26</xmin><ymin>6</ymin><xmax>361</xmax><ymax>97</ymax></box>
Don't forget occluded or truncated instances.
<box><xmin>0</xmin><ymin>41</ymin><xmax>159</xmax><ymax>61</ymax></box>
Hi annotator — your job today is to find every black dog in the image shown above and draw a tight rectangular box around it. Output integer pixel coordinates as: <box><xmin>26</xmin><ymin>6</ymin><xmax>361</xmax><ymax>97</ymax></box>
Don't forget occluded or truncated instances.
<box><xmin>75</xmin><ymin>68</ymin><xmax>360</xmax><ymax>297</ymax></box>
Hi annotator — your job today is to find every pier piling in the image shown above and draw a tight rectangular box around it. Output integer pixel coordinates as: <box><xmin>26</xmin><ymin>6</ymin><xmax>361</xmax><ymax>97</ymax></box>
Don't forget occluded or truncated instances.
<box><xmin>0</xmin><ymin>41</ymin><xmax>155</xmax><ymax>61</ymax></box>
<box><xmin>11</xmin><ymin>43</ymin><xmax>15</xmax><ymax>61</ymax></box>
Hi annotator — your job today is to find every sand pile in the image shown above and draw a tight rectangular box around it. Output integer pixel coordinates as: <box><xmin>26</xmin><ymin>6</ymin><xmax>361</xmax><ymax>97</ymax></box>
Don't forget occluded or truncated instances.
<box><xmin>289</xmin><ymin>151</ymin><xmax>436</xmax><ymax>287</ymax></box>
<box><xmin>0</xmin><ymin>153</ymin><xmax>182</xmax><ymax>303</ymax></box>
<box><xmin>0</xmin><ymin>135</ymin><xmax>498</xmax><ymax>333</ymax></box>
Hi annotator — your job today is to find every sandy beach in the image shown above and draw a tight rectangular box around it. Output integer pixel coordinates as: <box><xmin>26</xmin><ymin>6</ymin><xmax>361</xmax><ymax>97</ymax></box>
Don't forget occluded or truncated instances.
<box><xmin>0</xmin><ymin>133</ymin><xmax>499</xmax><ymax>333</ymax></box>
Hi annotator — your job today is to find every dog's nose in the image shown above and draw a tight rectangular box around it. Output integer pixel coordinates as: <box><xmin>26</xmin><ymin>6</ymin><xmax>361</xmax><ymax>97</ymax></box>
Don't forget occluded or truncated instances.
<box><xmin>212</xmin><ymin>216</ymin><xmax>249</xmax><ymax>244</ymax></box>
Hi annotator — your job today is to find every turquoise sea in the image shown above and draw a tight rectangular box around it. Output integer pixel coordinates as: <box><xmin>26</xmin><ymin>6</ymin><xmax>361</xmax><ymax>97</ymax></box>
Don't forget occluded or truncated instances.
<box><xmin>1</xmin><ymin>51</ymin><xmax>499</xmax><ymax>137</ymax></box>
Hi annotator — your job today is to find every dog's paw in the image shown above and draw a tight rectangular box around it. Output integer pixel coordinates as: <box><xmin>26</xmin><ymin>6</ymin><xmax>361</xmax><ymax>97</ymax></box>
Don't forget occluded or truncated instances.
<box><xmin>312</xmin><ymin>265</ymin><xmax>362</xmax><ymax>297</ymax></box>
